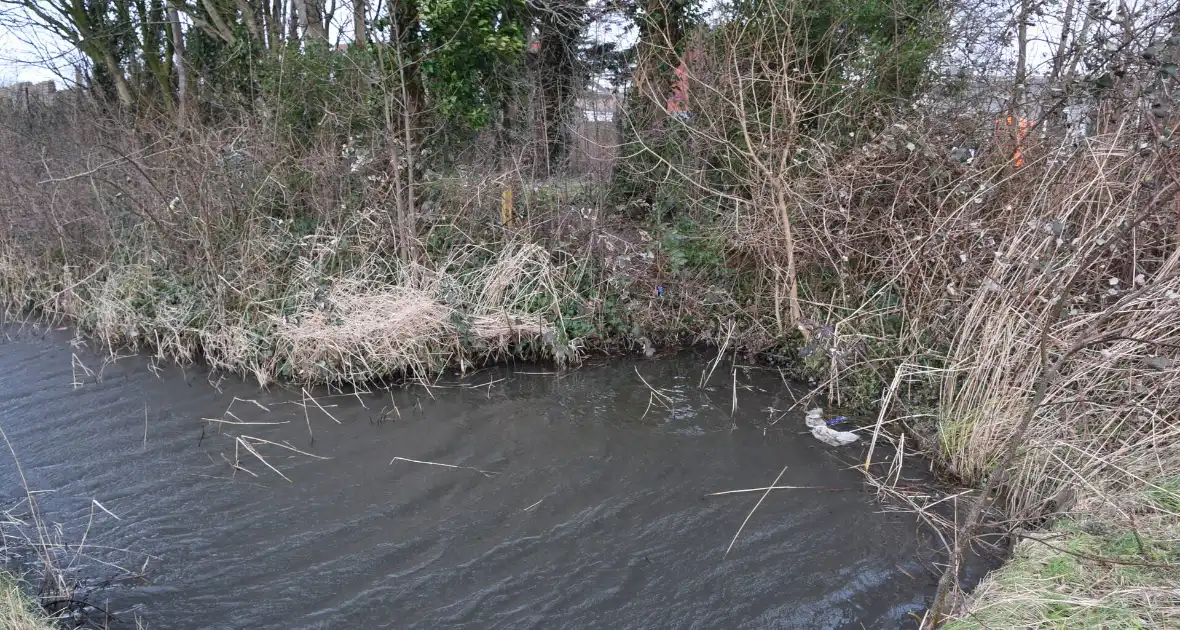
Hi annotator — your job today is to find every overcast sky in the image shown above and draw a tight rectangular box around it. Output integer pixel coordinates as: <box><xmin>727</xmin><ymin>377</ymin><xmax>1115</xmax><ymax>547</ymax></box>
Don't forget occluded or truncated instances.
<box><xmin>0</xmin><ymin>18</ymin><xmax>75</xmax><ymax>85</ymax></box>
<box><xmin>0</xmin><ymin>3</ymin><xmax>635</xmax><ymax>86</ymax></box>
<box><xmin>0</xmin><ymin>0</ymin><xmax>1160</xmax><ymax>87</ymax></box>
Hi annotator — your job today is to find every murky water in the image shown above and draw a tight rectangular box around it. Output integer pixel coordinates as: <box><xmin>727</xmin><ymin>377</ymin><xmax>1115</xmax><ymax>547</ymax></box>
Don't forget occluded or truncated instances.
<box><xmin>0</xmin><ymin>329</ymin><xmax>977</xmax><ymax>629</ymax></box>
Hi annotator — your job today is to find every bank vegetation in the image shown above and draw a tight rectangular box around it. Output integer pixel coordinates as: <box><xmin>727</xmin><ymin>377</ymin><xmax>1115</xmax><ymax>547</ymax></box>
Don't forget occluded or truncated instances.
<box><xmin>0</xmin><ymin>571</ymin><xmax>55</xmax><ymax>630</ymax></box>
<box><xmin>1</xmin><ymin>0</ymin><xmax>1178</xmax><ymax>625</ymax></box>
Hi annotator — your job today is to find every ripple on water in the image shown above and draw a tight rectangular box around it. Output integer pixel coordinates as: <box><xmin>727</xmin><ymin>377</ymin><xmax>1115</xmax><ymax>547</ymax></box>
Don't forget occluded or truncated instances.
<box><xmin>0</xmin><ymin>336</ymin><xmax>978</xmax><ymax>629</ymax></box>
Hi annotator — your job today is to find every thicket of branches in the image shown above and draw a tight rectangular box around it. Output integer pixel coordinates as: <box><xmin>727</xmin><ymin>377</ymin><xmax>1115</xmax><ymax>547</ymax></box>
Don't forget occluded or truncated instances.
<box><xmin>0</xmin><ymin>0</ymin><xmax>943</xmax><ymax>208</ymax></box>
<box><xmin>0</xmin><ymin>0</ymin><xmax>955</xmax><ymax>371</ymax></box>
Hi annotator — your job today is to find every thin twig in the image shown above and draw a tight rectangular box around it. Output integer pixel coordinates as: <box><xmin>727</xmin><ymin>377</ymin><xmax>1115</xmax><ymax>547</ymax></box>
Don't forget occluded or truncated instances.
<box><xmin>389</xmin><ymin>456</ymin><xmax>497</xmax><ymax>477</ymax></box>
<box><xmin>724</xmin><ymin>465</ymin><xmax>789</xmax><ymax>558</ymax></box>
<box><xmin>706</xmin><ymin>485</ymin><xmax>841</xmax><ymax>496</ymax></box>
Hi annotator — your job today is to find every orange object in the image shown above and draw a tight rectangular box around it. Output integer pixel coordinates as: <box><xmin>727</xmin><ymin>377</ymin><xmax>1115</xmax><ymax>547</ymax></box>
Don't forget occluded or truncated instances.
<box><xmin>667</xmin><ymin>60</ymin><xmax>689</xmax><ymax>114</ymax></box>
<box><xmin>666</xmin><ymin>50</ymin><xmax>698</xmax><ymax>116</ymax></box>
<box><xmin>995</xmin><ymin>116</ymin><xmax>1028</xmax><ymax>167</ymax></box>
<box><xmin>501</xmin><ymin>189</ymin><xmax>514</xmax><ymax>226</ymax></box>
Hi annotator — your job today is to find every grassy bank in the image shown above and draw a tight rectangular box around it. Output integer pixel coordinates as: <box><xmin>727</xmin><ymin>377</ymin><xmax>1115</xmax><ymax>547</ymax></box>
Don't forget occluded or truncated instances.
<box><xmin>945</xmin><ymin>510</ymin><xmax>1180</xmax><ymax>628</ymax></box>
<box><xmin>0</xmin><ymin>571</ymin><xmax>54</xmax><ymax>630</ymax></box>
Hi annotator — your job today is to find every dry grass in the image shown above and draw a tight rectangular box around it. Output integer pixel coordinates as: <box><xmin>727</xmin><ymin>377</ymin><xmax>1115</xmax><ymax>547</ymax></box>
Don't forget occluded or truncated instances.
<box><xmin>274</xmin><ymin>242</ymin><xmax>569</xmax><ymax>385</ymax></box>
<box><xmin>0</xmin><ymin>571</ymin><xmax>54</xmax><ymax>630</ymax></box>
<box><xmin>935</xmin><ymin>147</ymin><xmax>1179</xmax><ymax>496</ymax></box>
<box><xmin>827</xmin><ymin>135</ymin><xmax>1180</xmax><ymax>624</ymax></box>
<box><xmin>0</xmin><ymin>111</ymin><xmax>585</xmax><ymax>385</ymax></box>
<box><xmin>665</xmin><ymin>31</ymin><xmax>1179</xmax><ymax>558</ymax></box>
<box><xmin>0</xmin><ymin>99</ymin><xmax>597</xmax><ymax>387</ymax></box>
<box><xmin>894</xmin><ymin>141</ymin><xmax>1177</xmax><ymax>625</ymax></box>
<box><xmin>658</xmin><ymin>46</ymin><xmax>1178</xmax><ymax>622</ymax></box>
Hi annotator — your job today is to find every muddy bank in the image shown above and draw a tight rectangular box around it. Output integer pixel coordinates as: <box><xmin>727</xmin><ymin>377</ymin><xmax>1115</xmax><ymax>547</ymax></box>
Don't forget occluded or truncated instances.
<box><xmin>0</xmin><ymin>329</ymin><xmax>991</xmax><ymax>628</ymax></box>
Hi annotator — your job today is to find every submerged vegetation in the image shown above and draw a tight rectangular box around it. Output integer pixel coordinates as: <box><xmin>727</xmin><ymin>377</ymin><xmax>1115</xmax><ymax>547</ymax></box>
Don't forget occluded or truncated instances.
<box><xmin>1</xmin><ymin>0</ymin><xmax>1179</xmax><ymax>625</ymax></box>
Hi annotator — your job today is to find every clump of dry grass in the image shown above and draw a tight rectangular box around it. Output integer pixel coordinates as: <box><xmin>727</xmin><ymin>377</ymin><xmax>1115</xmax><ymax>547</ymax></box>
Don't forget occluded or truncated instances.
<box><xmin>0</xmin><ymin>100</ymin><xmax>587</xmax><ymax>386</ymax></box>
<box><xmin>280</xmin><ymin>282</ymin><xmax>455</xmax><ymax>381</ymax></box>
<box><xmin>273</xmin><ymin>241</ymin><xmax>571</xmax><ymax>385</ymax></box>
<box><xmin>0</xmin><ymin>571</ymin><xmax>54</xmax><ymax>630</ymax></box>
<box><xmin>933</xmin><ymin>138</ymin><xmax>1180</xmax><ymax>514</ymax></box>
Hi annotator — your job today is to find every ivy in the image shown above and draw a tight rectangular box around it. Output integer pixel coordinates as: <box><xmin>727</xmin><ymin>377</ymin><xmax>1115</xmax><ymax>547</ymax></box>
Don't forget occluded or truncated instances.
<box><xmin>419</xmin><ymin>0</ymin><xmax>526</xmax><ymax>129</ymax></box>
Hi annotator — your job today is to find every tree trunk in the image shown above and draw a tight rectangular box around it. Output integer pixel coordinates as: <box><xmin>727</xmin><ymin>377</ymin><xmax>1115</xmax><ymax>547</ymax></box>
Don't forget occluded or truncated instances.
<box><xmin>1062</xmin><ymin>2</ymin><xmax>1094</xmax><ymax>87</ymax></box>
<box><xmin>1049</xmin><ymin>0</ymin><xmax>1076</xmax><ymax>84</ymax></box>
<box><xmin>63</xmin><ymin>0</ymin><xmax>131</xmax><ymax>106</ymax></box>
<box><xmin>103</xmin><ymin>49</ymin><xmax>136</xmax><ymax>108</ymax></box>
<box><xmin>1010</xmin><ymin>0</ymin><xmax>1029</xmax><ymax>114</ymax></box>
<box><xmin>325</xmin><ymin>0</ymin><xmax>338</xmax><ymax>45</ymax></box>
<box><xmin>303</xmin><ymin>0</ymin><xmax>327</xmax><ymax>42</ymax></box>
<box><xmin>288</xmin><ymin>0</ymin><xmax>300</xmax><ymax>42</ymax></box>
<box><xmin>200</xmin><ymin>0</ymin><xmax>238</xmax><ymax>44</ymax></box>
<box><xmin>235</xmin><ymin>0</ymin><xmax>262</xmax><ymax>40</ymax></box>
<box><xmin>353</xmin><ymin>0</ymin><xmax>367</xmax><ymax>47</ymax></box>
<box><xmin>168</xmin><ymin>4</ymin><xmax>189</xmax><ymax>121</ymax></box>
<box><xmin>264</xmin><ymin>0</ymin><xmax>283</xmax><ymax>49</ymax></box>
<box><xmin>385</xmin><ymin>0</ymin><xmax>423</xmax><ymax>261</ymax></box>
<box><xmin>293</xmin><ymin>0</ymin><xmax>323</xmax><ymax>42</ymax></box>
<box><xmin>536</xmin><ymin>1</ymin><xmax>585</xmax><ymax>174</ymax></box>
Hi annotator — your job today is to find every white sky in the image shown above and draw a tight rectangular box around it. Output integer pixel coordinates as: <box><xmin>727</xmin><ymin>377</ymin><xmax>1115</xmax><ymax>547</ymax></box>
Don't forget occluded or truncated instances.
<box><xmin>0</xmin><ymin>20</ymin><xmax>75</xmax><ymax>85</ymax></box>
<box><xmin>0</xmin><ymin>0</ymin><xmax>1162</xmax><ymax>87</ymax></box>
<box><xmin>0</xmin><ymin>2</ymin><xmax>634</xmax><ymax>86</ymax></box>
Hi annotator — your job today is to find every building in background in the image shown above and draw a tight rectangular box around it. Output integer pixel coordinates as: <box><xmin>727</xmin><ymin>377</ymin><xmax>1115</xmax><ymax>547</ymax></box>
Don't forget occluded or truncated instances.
<box><xmin>0</xmin><ymin>80</ymin><xmax>61</xmax><ymax>106</ymax></box>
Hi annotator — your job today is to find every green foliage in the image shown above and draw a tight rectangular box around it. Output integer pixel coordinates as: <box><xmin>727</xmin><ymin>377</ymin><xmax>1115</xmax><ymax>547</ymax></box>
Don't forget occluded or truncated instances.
<box><xmin>1042</xmin><ymin>555</ymin><xmax>1079</xmax><ymax>582</ymax></box>
<box><xmin>1146</xmin><ymin>477</ymin><xmax>1180</xmax><ymax>513</ymax></box>
<box><xmin>185</xmin><ymin>4</ymin><xmax>265</xmax><ymax>102</ymax></box>
<box><xmin>255</xmin><ymin>44</ymin><xmax>381</xmax><ymax>143</ymax></box>
<box><xmin>944</xmin><ymin>517</ymin><xmax>1175</xmax><ymax>630</ymax></box>
<box><xmin>419</xmin><ymin>0</ymin><xmax>526</xmax><ymax>129</ymax></box>
<box><xmin>722</xmin><ymin>0</ymin><xmax>942</xmax><ymax>120</ymax></box>
<box><xmin>660</xmin><ymin>219</ymin><xmax>726</xmax><ymax>277</ymax></box>
<box><xmin>624</xmin><ymin>0</ymin><xmax>702</xmax><ymax>52</ymax></box>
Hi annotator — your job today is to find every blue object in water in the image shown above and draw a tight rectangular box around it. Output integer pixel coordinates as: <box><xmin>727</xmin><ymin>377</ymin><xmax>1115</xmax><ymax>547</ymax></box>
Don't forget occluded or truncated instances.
<box><xmin>826</xmin><ymin>416</ymin><xmax>848</xmax><ymax>426</ymax></box>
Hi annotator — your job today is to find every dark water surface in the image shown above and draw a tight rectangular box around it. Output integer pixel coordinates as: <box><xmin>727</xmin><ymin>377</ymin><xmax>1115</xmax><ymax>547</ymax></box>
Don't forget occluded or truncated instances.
<box><xmin>0</xmin><ymin>329</ymin><xmax>970</xmax><ymax>629</ymax></box>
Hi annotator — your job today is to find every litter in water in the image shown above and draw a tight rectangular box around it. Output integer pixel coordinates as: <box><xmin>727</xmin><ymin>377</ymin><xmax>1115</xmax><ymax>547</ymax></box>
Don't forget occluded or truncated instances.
<box><xmin>805</xmin><ymin>408</ymin><xmax>860</xmax><ymax>447</ymax></box>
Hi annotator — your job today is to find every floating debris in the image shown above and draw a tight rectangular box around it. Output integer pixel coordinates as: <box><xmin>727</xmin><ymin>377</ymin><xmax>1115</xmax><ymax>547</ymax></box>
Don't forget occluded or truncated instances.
<box><xmin>805</xmin><ymin>408</ymin><xmax>860</xmax><ymax>447</ymax></box>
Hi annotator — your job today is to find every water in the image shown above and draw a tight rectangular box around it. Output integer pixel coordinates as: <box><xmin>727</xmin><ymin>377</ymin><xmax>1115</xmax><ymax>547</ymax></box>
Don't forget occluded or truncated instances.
<box><xmin>0</xmin><ymin>329</ymin><xmax>974</xmax><ymax>629</ymax></box>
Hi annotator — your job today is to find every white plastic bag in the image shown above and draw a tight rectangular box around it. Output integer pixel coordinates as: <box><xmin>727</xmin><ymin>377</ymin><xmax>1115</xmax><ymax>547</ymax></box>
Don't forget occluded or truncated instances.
<box><xmin>805</xmin><ymin>407</ymin><xmax>860</xmax><ymax>446</ymax></box>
